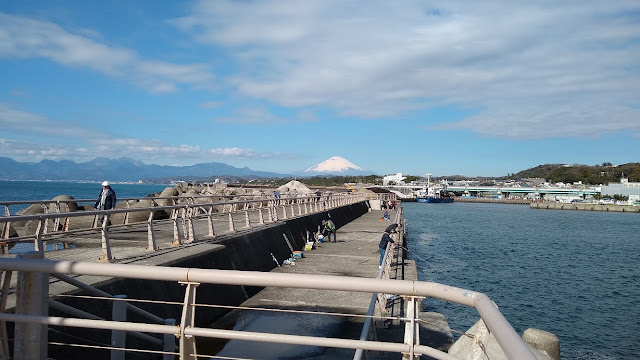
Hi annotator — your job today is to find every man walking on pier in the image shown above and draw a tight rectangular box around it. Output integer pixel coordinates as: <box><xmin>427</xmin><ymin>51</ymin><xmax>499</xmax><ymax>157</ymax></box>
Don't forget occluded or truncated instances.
<box><xmin>95</xmin><ymin>181</ymin><xmax>116</xmax><ymax>225</ymax></box>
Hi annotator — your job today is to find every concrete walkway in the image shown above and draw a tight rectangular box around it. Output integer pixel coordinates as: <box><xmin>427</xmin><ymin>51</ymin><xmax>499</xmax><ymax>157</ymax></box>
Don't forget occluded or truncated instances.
<box><xmin>208</xmin><ymin>209</ymin><xmax>441</xmax><ymax>359</ymax></box>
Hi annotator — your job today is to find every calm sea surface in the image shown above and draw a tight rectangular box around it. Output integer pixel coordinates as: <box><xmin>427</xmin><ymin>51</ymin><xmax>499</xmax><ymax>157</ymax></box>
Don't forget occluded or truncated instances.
<box><xmin>2</xmin><ymin>182</ymin><xmax>637</xmax><ymax>359</ymax></box>
<box><xmin>0</xmin><ymin>180</ymin><xmax>169</xmax><ymax>212</ymax></box>
<box><xmin>403</xmin><ymin>202</ymin><xmax>639</xmax><ymax>360</ymax></box>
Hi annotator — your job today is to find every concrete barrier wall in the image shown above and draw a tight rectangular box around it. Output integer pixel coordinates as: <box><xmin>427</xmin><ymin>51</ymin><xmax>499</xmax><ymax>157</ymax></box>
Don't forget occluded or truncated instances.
<box><xmin>40</xmin><ymin>201</ymin><xmax>370</xmax><ymax>358</ymax></box>
<box><xmin>530</xmin><ymin>202</ymin><xmax>640</xmax><ymax>213</ymax></box>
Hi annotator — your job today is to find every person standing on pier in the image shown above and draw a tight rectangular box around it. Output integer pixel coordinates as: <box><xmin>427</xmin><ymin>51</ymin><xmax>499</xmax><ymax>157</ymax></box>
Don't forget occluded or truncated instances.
<box><xmin>95</xmin><ymin>181</ymin><xmax>117</xmax><ymax>225</ymax></box>
<box><xmin>379</xmin><ymin>228</ymin><xmax>395</xmax><ymax>268</ymax></box>
<box><xmin>322</xmin><ymin>219</ymin><xmax>336</xmax><ymax>243</ymax></box>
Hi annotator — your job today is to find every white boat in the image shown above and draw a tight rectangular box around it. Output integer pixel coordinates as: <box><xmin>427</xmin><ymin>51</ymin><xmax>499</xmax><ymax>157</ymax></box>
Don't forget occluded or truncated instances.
<box><xmin>415</xmin><ymin>174</ymin><xmax>455</xmax><ymax>203</ymax></box>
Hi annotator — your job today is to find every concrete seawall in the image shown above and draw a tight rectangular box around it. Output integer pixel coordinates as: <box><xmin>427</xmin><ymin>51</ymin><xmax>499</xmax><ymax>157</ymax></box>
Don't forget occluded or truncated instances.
<box><xmin>530</xmin><ymin>201</ymin><xmax>640</xmax><ymax>213</ymax></box>
<box><xmin>456</xmin><ymin>197</ymin><xmax>532</xmax><ymax>205</ymax></box>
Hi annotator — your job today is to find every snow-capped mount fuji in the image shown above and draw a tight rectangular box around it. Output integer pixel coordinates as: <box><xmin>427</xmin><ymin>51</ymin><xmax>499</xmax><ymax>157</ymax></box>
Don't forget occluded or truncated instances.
<box><xmin>302</xmin><ymin>156</ymin><xmax>370</xmax><ymax>176</ymax></box>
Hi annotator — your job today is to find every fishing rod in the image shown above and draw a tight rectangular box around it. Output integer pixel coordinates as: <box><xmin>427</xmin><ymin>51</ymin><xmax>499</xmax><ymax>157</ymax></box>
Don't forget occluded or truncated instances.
<box><xmin>399</xmin><ymin>245</ymin><xmax>432</xmax><ymax>264</ymax></box>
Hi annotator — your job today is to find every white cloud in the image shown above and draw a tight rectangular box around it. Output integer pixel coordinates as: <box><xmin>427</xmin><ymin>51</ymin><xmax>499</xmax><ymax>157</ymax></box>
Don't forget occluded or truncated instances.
<box><xmin>212</xmin><ymin>106</ymin><xmax>318</xmax><ymax>124</ymax></box>
<box><xmin>0</xmin><ymin>12</ymin><xmax>215</xmax><ymax>93</ymax></box>
<box><xmin>173</xmin><ymin>0</ymin><xmax>640</xmax><ymax>138</ymax></box>
<box><xmin>1</xmin><ymin>135</ymin><xmax>287</xmax><ymax>164</ymax></box>
<box><xmin>212</xmin><ymin>106</ymin><xmax>292</xmax><ymax>124</ymax></box>
<box><xmin>208</xmin><ymin>147</ymin><xmax>288</xmax><ymax>160</ymax></box>
<box><xmin>0</xmin><ymin>102</ymin><xmax>100</xmax><ymax>138</ymax></box>
<box><xmin>0</xmin><ymin>103</ymin><xmax>289</xmax><ymax>163</ymax></box>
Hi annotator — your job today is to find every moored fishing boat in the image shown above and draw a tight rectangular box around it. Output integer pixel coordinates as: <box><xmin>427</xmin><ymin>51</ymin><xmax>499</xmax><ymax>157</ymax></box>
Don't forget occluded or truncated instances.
<box><xmin>415</xmin><ymin>188</ymin><xmax>455</xmax><ymax>203</ymax></box>
<box><xmin>415</xmin><ymin>173</ymin><xmax>455</xmax><ymax>203</ymax></box>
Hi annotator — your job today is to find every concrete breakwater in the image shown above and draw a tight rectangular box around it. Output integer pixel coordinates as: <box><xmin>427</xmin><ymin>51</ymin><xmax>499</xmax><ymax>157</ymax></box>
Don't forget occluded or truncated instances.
<box><xmin>456</xmin><ymin>197</ymin><xmax>532</xmax><ymax>205</ymax></box>
<box><xmin>3</xmin><ymin>184</ymin><xmax>561</xmax><ymax>359</ymax></box>
<box><xmin>530</xmin><ymin>201</ymin><xmax>640</xmax><ymax>213</ymax></box>
<box><xmin>6</xmin><ymin>182</ymin><xmax>279</xmax><ymax>238</ymax></box>
<box><xmin>7</xmin><ymin>201</ymin><xmax>371</xmax><ymax>359</ymax></box>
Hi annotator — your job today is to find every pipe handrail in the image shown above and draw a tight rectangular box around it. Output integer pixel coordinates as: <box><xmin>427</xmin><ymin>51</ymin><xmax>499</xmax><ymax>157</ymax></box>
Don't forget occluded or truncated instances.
<box><xmin>0</xmin><ymin>193</ymin><xmax>364</xmax><ymax>229</ymax></box>
<box><xmin>0</xmin><ymin>191</ymin><xmax>354</xmax><ymax>207</ymax></box>
<box><xmin>0</xmin><ymin>257</ymin><xmax>537</xmax><ymax>360</ymax></box>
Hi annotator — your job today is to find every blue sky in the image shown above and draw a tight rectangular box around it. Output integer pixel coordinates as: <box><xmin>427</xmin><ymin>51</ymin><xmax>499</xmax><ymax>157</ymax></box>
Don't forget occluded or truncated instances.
<box><xmin>1</xmin><ymin>1</ymin><xmax>639</xmax><ymax>177</ymax></box>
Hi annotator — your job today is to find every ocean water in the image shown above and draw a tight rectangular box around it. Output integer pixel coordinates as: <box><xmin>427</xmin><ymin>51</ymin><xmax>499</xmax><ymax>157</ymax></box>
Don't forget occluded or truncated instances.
<box><xmin>2</xmin><ymin>182</ymin><xmax>637</xmax><ymax>359</ymax></box>
<box><xmin>0</xmin><ymin>180</ymin><xmax>170</xmax><ymax>213</ymax></box>
<box><xmin>403</xmin><ymin>202</ymin><xmax>639</xmax><ymax>360</ymax></box>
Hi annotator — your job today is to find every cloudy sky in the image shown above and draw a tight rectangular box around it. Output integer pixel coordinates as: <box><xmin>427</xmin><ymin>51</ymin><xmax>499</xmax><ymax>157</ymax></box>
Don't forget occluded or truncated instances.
<box><xmin>1</xmin><ymin>1</ymin><xmax>639</xmax><ymax>176</ymax></box>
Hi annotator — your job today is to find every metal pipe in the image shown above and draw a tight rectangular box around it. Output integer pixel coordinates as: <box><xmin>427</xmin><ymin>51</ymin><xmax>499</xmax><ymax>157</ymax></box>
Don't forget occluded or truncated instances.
<box><xmin>0</xmin><ymin>312</ymin><xmax>458</xmax><ymax>359</ymax></box>
<box><xmin>4</xmin><ymin>258</ymin><xmax>477</xmax><ymax>305</ymax></box>
<box><xmin>352</xmin><ymin>292</ymin><xmax>378</xmax><ymax>360</ymax></box>
<box><xmin>185</xmin><ymin>326</ymin><xmax>411</xmax><ymax>353</ymax></box>
<box><xmin>48</xmin><ymin>299</ymin><xmax>165</xmax><ymax>347</ymax></box>
<box><xmin>0</xmin><ymin>313</ymin><xmax>175</xmax><ymax>334</ymax></box>
<box><xmin>52</xmin><ymin>273</ymin><xmax>165</xmax><ymax>324</ymax></box>
<box><xmin>0</xmin><ymin>258</ymin><xmax>533</xmax><ymax>359</ymax></box>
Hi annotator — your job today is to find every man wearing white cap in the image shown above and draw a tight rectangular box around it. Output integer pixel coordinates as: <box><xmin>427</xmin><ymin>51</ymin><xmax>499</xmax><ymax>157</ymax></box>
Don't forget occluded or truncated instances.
<box><xmin>95</xmin><ymin>181</ymin><xmax>117</xmax><ymax>225</ymax></box>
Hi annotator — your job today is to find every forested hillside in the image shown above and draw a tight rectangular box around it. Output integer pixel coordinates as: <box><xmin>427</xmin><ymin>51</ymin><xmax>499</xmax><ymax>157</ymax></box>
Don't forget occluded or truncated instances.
<box><xmin>510</xmin><ymin>163</ymin><xmax>640</xmax><ymax>185</ymax></box>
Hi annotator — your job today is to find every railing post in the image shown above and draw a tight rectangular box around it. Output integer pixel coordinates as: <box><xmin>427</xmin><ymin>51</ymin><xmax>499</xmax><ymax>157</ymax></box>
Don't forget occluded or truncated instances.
<box><xmin>34</xmin><ymin>219</ymin><xmax>45</xmax><ymax>253</ymax></box>
<box><xmin>1</xmin><ymin>205</ymin><xmax>11</xmax><ymax>242</ymax></box>
<box><xmin>402</xmin><ymin>296</ymin><xmax>420</xmax><ymax>360</ymax></box>
<box><xmin>147</xmin><ymin>212</ymin><xmax>157</xmax><ymax>251</ymax></box>
<box><xmin>228</xmin><ymin>213</ymin><xmax>236</xmax><ymax>232</ymax></box>
<box><xmin>164</xmin><ymin>318</ymin><xmax>176</xmax><ymax>360</ymax></box>
<box><xmin>290</xmin><ymin>203</ymin><xmax>295</xmax><ymax>217</ymax></box>
<box><xmin>14</xmin><ymin>252</ymin><xmax>48</xmax><ymax>360</ymax></box>
<box><xmin>258</xmin><ymin>208</ymin><xmax>265</xmax><ymax>225</ymax></box>
<box><xmin>0</xmin><ymin>269</ymin><xmax>11</xmax><ymax>358</ymax></box>
<box><xmin>171</xmin><ymin>210</ymin><xmax>183</xmax><ymax>246</ymax></box>
<box><xmin>111</xmin><ymin>295</ymin><xmax>127</xmax><ymax>360</ymax></box>
<box><xmin>123</xmin><ymin>202</ymin><xmax>130</xmax><ymax>225</ymax></box>
<box><xmin>100</xmin><ymin>215</ymin><xmax>113</xmax><ymax>262</ymax></box>
<box><xmin>245</xmin><ymin>210</ymin><xmax>251</xmax><ymax>228</ymax></box>
<box><xmin>281</xmin><ymin>205</ymin><xmax>288</xmax><ymax>220</ymax></box>
<box><xmin>185</xmin><ymin>208</ymin><xmax>196</xmax><ymax>243</ymax></box>
<box><xmin>207</xmin><ymin>207</ymin><xmax>215</xmax><ymax>238</ymax></box>
<box><xmin>52</xmin><ymin>201</ymin><xmax>61</xmax><ymax>232</ymax></box>
<box><xmin>179</xmin><ymin>282</ymin><xmax>199</xmax><ymax>360</ymax></box>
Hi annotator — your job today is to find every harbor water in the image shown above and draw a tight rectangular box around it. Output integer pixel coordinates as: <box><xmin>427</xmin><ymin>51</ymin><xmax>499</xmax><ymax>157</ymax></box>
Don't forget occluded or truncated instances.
<box><xmin>0</xmin><ymin>180</ymin><xmax>169</xmax><ymax>212</ymax></box>
<box><xmin>2</xmin><ymin>181</ymin><xmax>637</xmax><ymax>359</ymax></box>
<box><xmin>403</xmin><ymin>202</ymin><xmax>639</xmax><ymax>360</ymax></box>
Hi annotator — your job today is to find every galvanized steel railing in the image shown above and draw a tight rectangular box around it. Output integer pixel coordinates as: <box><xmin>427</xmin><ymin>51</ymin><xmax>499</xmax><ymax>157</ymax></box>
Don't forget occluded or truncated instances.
<box><xmin>0</xmin><ymin>257</ymin><xmax>537</xmax><ymax>360</ymax></box>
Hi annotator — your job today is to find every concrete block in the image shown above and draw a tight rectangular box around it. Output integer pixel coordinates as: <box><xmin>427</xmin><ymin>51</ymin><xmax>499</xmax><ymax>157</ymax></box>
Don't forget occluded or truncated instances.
<box><xmin>522</xmin><ymin>328</ymin><xmax>560</xmax><ymax>360</ymax></box>
<box><xmin>448</xmin><ymin>319</ymin><xmax>553</xmax><ymax>360</ymax></box>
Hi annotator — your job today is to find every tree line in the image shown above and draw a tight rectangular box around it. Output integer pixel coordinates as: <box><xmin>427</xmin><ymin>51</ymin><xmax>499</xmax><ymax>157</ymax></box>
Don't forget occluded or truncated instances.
<box><xmin>508</xmin><ymin>163</ymin><xmax>640</xmax><ymax>185</ymax></box>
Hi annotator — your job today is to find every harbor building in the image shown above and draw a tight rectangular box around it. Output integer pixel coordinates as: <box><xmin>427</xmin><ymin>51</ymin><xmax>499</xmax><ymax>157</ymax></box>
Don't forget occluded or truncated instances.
<box><xmin>599</xmin><ymin>176</ymin><xmax>640</xmax><ymax>202</ymax></box>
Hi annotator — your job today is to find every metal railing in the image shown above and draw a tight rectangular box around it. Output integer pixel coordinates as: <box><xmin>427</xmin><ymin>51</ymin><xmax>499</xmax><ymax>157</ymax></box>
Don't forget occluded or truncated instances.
<box><xmin>0</xmin><ymin>257</ymin><xmax>537</xmax><ymax>360</ymax></box>
<box><xmin>0</xmin><ymin>193</ymin><xmax>367</xmax><ymax>261</ymax></box>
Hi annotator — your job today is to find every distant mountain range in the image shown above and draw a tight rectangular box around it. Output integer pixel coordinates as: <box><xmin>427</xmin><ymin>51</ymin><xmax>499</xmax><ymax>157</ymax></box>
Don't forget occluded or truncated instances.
<box><xmin>0</xmin><ymin>157</ymin><xmax>288</xmax><ymax>182</ymax></box>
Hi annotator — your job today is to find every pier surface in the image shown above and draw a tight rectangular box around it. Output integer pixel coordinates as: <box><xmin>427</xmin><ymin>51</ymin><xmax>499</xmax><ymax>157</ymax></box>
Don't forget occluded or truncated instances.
<box><xmin>2</xmin><ymin>202</ymin><xmax>455</xmax><ymax>359</ymax></box>
<box><xmin>211</xmin><ymin>209</ymin><xmax>454</xmax><ymax>359</ymax></box>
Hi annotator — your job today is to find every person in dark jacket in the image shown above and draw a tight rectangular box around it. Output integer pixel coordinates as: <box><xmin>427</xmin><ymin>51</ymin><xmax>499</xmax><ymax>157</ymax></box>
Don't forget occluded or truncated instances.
<box><xmin>379</xmin><ymin>229</ymin><xmax>395</xmax><ymax>268</ymax></box>
<box><xmin>95</xmin><ymin>181</ymin><xmax>116</xmax><ymax>225</ymax></box>
<box><xmin>385</xmin><ymin>223</ymin><xmax>400</xmax><ymax>234</ymax></box>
